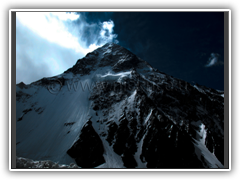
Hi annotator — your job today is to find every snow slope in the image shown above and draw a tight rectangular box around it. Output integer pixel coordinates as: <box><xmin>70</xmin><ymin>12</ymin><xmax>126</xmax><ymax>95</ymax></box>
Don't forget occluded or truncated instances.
<box><xmin>17</xmin><ymin>64</ymin><xmax>112</xmax><ymax>162</ymax></box>
<box><xmin>17</xmin><ymin>73</ymin><xmax>92</xmax><ymax>164</ymax></box>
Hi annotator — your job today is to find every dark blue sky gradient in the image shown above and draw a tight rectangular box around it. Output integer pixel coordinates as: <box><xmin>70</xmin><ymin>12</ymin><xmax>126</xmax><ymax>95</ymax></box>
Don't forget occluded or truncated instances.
<box><xmin>81</xmin><ymin>12</ymin><xmax>224</xmax><ymax>90</ymax></box>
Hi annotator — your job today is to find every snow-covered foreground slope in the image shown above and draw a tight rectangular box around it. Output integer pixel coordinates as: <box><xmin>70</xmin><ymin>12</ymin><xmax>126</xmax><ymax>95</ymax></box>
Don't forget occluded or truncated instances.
<box><xmin>17</xmin><ymin>74</ymin><xmax>91</xmax><ymax>165</ymax></box>
<box><xmin>16</xmin><ymin>43</ymin><xmax>225</xmax><ymax>168</ymax></box>
<box><xmin>16</xmin><ymin>68</ymin><xmax>125</xmax><ymax>165</ymax></box>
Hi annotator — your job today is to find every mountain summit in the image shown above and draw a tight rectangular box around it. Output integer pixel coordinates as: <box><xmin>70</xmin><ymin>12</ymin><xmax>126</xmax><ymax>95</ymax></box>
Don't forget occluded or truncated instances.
<box><xmin>16</xmin><ymin>43</ymin><xmax>224</xmax><ymax>168</ymax></box>
<box><xmin>65</xmin><ymin>42</ymin><xmax>150</xmax><ymax>75</ymax></box>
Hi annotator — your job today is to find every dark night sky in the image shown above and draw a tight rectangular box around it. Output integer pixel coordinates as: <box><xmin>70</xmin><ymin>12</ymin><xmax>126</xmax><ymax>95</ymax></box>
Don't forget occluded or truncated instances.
<box><xmin>16</xmin><ymin>11</ymin><xmax>224</xmax><ymax>90</ymax></box>
<box><xmin>82</xmin><ymin>12</ymin><xmax>224</xmax><ymax>90</ymax></box>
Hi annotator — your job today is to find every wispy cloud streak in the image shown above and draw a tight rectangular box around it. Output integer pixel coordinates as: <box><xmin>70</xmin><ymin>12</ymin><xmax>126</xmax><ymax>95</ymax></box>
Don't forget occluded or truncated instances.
<box><xmin>205</xmin><ymin>53</ymin><xmax>223</xmax><ymax>67</ymax></box>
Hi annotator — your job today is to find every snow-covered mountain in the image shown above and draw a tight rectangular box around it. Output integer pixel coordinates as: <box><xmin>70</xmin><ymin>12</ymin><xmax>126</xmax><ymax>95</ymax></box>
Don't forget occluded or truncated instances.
<box><xmin>16</xmin><ymin>43</ymin><xmax>224</xmax><ymax>168</ymax></box>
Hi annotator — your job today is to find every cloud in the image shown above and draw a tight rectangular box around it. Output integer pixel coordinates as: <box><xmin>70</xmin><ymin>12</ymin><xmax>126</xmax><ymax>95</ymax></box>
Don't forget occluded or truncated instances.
<box><xmin>99</xmin><ymin>21</ymin><xmax>119</xmax><ymax>44</ymax></box>
<box><xmin>16</xmin><ymin>19</ymin><xmax>82</xmax><ymax>84</ymax></box>
<box><xmin>205</xmin><ymin>53</ymin><xmax>223</xmax><ymax>67</ymax></box>
<box><xmin>71</xmin><ymin>15</ymin><xmax>118</xmax><ymax>48</ymax></box>
<box><xmin>51</xmin><ymin>12</ymin><xmax>80</xmax><ymax>21</ymax></box>
<box><xmin>16</xmin><ymin>12</ymin><xmax>118</xmax><ymax>84</ymax></box>
<box><xmin>17</xmin><ymin>12</ymin><xmax>87</xmax><ymax>54</ymax></box>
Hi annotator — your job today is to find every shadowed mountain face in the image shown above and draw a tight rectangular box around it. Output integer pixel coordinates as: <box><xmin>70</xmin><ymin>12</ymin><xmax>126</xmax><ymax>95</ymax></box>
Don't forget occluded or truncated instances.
<box><xmin>16</xmin><ymin>43</ymin><xmax>224</xmax><ymax>168</ymax></box>
<box><xmin>67</xmin><ymin>120</ymin><xmax>105</xmax><ymax>168</ymax></box>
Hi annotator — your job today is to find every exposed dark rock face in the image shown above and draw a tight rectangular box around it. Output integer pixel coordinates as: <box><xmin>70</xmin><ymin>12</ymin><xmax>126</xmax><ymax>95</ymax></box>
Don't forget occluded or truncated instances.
<box><xmin>112</xmin><ymin>117</ymin><xmax>138</xmax><ymax>168</ymax></box>
<box><xmin>140</xmin><ymin>115</ymin><xmax>204</xmax><ymax>168</ymax></box>
<box><xmin>105</xmin><ymin>117</ymin><xmax>138</xmax><ymax>168</ymax></box>
<box><xmin>17</xmin><ymin>108</ymin><xmax>32</xmax><ymax>121</ymax></box>
<box><xmin>89</xmin><ymin>57</ymin><xmax>224</xmax><ymax>167</ymax></box>
<box><xmin>64</xmin><ymin>122</ymin><xmax>75</xmax><ymax>126</ymax></box>
<box><xmin>30</xmin><ymin>76</ymin><xmax>66</xmax><ymax>88</ymax></box>
<box><xmin>67</xmin><ymin>120</ymin><xmax>105</xmax><ymax>168</ymax></box>
<box><xmin>106</xmin><ymin>121</ymin><xmax>118</xmax><ymax>146</ymax></box>
<box><xmin>16</xmin><ymin>91</ymin><xmax>31</xmax><ymax>102</ymax></box>
<box><xmin>65</xmin><ymin>52</ymin><xmax>98</xmax><ymax>75</ymax></box>
<box><xmin>111</xmin><ymin>53</ymin><xmax>142</xmax><ymax>72</ymax></box>
<box><xmin>17</xmin><ymin>82</ymin><xmax>27</xmax><ymax>89</ymax></box>
<box><xmin>65</xmin><ymin>43</ymin><xmax>146</xmax><ymax>75</ymax></box>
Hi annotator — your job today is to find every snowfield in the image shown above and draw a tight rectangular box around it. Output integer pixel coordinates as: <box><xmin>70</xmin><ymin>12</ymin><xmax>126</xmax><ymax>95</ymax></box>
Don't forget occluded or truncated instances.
<box><xmin>17</xmin><ymin>70</ymin><xmax>99</xmax><ymax>164</ymax></box>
